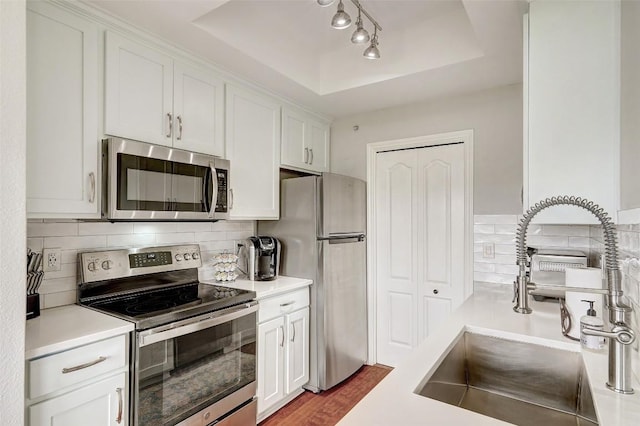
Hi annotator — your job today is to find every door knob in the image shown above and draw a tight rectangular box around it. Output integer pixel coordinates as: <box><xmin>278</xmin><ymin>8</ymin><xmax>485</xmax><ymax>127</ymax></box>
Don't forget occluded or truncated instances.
<box><xmin>433</xmin><ymin>289</ymin><xmax>439</xmax><ymax>295</ymax></box>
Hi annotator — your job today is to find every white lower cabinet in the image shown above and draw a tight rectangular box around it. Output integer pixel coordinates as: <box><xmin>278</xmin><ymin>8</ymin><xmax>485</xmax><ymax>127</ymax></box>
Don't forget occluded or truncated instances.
<box><xmin>257</xmin><ymin>288</ymin><xmax>310</xmax><ymax>421</ymax></box>
<box><xmin>29</xmin><ymin>373</ymin><xmax>126</xmax><ymax>426</ymax></box>
<box><xmin>26</xmin><ymin>334</ymin><xmax>129</xmax><ymax>426</ymax></box>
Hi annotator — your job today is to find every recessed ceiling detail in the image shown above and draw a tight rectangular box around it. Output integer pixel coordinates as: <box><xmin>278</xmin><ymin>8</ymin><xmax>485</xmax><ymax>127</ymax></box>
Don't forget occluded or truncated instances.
<box><xmin>192</xmin><ymin>1</ymin><xmax>484</xmax><ymax>95</ymax></box>
<box><xmin>87</xmin><ymin>0</ymin><xmax>526</xmax><ymax>117</ymax></box>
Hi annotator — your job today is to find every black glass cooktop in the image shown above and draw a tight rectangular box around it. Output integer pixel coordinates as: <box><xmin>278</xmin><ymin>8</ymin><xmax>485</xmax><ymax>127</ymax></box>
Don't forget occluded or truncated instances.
<box><xmin>85</xmin><ymin>283</ymin><xmax>255</xmax><ymax>330</ymax></box>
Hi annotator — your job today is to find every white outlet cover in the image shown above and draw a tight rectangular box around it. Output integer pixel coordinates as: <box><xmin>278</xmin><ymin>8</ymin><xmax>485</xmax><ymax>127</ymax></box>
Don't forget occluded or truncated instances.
<box><xmin>43</xmin><ymin>248</ymin><xmax>62</xmax><ymax>272</ymax></box>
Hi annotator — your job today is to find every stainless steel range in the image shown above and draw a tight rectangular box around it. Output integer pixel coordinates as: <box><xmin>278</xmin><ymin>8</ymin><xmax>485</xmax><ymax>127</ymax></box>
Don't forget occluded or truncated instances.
<box><xmin>78</xmin><ymin>244</ymin><xmax>257</xmax><ymax>426</ymax></box>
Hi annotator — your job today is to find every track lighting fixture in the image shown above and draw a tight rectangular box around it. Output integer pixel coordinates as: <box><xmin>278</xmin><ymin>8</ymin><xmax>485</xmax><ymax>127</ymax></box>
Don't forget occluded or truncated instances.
<box><xmin>363</xmin><ymin>29</ymin><xmax>380</xmax><ymax>59</ymax></box>
<box><xmin>351</xmin><ymin>8</ymin><xmax>370</xmax><ymax>44</ymax></box>
<box><xmin>319</xmin><ymin>0</ymin><xmax>382</xmax><ymax>59</ymax></box>
<box><xmin>331</xmin><ymin>0</ymin><xmax>351</xmax><ymax>30</ymax></box>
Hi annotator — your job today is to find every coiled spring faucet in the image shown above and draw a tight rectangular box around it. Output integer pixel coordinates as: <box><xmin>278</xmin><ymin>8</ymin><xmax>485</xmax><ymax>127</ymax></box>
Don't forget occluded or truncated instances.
<box><xmin>513</xmin><ymin>196</ymin><xmax>636</xmax><ymax>394</ymax></box>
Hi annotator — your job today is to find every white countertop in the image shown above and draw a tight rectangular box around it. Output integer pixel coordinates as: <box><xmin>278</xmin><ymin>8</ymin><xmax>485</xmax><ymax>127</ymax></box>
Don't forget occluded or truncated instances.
<box><xmin>339</xmin><ymin>283</ymin><xmax>640</xmax><ymax>426</ymax></box>
<box><xmin>202</xmin><ymin>275</ymin><xmax>312</xmax><ymax>300</ymax></box>
<box><xmin>25</xmin><ymin>305</ymin><xmax>134</xmax><ymax>360</ymax></box>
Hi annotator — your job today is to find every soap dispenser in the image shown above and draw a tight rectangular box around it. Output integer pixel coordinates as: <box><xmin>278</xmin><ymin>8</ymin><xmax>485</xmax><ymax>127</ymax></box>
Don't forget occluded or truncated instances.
<box><xmin>580</xmin><ymin>299</ymin><xmax>605</xmax><ymax>350</ymax></box>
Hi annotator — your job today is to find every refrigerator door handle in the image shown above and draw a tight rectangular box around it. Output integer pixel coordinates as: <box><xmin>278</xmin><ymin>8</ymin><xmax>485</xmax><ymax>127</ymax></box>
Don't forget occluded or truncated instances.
<box><xmin>318</xmin><ymin>233</ymin><xmax>365</xmax><ymax>243</ymax></box>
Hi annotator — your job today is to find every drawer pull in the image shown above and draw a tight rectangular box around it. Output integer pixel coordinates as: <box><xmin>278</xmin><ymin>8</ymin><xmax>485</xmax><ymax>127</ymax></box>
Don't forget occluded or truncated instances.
<box><xmin>61</xmin><ymin>356</ymin><xmax>107</xmax><ymax>374</ymax></box>
<box><xmin>116</xmin><ymin>387</ymin><xmax>123</xmax><ymax>424</ymax></box>
<box><xmin>280</xmin><ymin>301</ymin><xmax>295</xmax><ymax>307</ymax></box>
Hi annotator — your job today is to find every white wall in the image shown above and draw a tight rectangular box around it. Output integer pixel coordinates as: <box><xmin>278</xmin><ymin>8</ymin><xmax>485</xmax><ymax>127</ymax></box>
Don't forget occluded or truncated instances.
<box><xmin>330</xmin><ymin>84</ymin><xmax>523</xmax><ymax>214</ymax></box>
<box><xmin>620</xmin><ymin>0</ymin><xmax>640</xmax><ymax>210</ymax></box>
<box><xmin>0</xmin><ymin>0</ymin><xmax>26</xmax><ymax>424</ymax></box>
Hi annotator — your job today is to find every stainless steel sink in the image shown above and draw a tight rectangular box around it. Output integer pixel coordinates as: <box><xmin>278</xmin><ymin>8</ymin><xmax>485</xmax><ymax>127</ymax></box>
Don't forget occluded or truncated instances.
<box><xmin>415</xmin><ymin>332</ymin><xmax>598</xmax><ymax>426</ymax></box>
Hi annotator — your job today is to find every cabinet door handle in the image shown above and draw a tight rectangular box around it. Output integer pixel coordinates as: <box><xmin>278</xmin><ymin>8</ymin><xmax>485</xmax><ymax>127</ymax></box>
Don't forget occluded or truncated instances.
<box><xmin>229</xmin><ymin>188</ymin><xmax>234</xmax><ymax>210</ymax></box>
<box><xmin>304</xmin><ymin>148</ymin><xmax>309</xmax><ymax>164</ymax></box>
<box><xmin>309</xmin><ymin>148</ymin><xmax>314</xmax><ymax>165</ymax></box>
<box><xmin>88</xmin><ymin>172</ymin><xmax>96</xmax><ymax>204</ymax></box>
<box><xmin>61</xmin><ymin>356</ymin><xmax>107</xmax><ymax>374</ymax></box>
<box><xmin>176</xmin><ymin>115</ymin><xmax>183</xmax><ymax>140</ymax></box>
<box><xmin>280</xmin><ymin>325</ymin><xmax>285</xmax><ymax>347</ymax></box>
<box><xmin>116</xmin><ymin>387</ymin><xmax>123</xmax><ymax>424</ymax></box>
<box><xmin>291</xmin><ymin>323</ymin><xmax>296</xmax><ymax>342</ymax></box>
<box><xmin>166</xmin><ymin>112</ymin><xmax>173</xmax><ymax>138</ymax></box>
<box><xmin>280</xmin><ymin>301</ymin><xmax>294</xmax><ymax>307</ymax></box>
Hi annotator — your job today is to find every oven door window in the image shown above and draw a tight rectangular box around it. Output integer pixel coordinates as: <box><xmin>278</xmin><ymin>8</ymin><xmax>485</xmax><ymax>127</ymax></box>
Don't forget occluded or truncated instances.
<box><xmin>117</xmin><ymin>153</ymin><xmax>213</xmax><ymax>213</ymax></box>
<box><xmin>136</xmin><ymin>311</ymin><xmax>256</xmax><ymax>425</ymax></box>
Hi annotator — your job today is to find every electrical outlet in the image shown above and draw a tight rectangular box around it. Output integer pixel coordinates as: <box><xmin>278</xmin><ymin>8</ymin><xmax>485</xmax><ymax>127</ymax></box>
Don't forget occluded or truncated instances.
<box><xmin>43</xmin><ymin>248</ymin><xmax>62</xmax><ymax>272</ymax></box>
<box><xmin>482</xmin><ymin>243</ymin><xmax>495</xmax><ymax>259</ymax></box>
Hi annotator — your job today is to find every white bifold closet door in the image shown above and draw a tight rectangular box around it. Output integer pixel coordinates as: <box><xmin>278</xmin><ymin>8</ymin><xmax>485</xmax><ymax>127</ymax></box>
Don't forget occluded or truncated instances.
<box><xmin>375</xmin><ymin>143</ymin><xmax>465</xmax><ymax>367</ymax></box>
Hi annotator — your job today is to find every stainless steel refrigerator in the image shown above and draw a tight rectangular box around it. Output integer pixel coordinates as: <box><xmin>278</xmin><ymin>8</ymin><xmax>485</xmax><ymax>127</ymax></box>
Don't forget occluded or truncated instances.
<box><xmin>258</xmin><ymin>173</ymin><xmax>367</xmax><ymax>392</ymax></box>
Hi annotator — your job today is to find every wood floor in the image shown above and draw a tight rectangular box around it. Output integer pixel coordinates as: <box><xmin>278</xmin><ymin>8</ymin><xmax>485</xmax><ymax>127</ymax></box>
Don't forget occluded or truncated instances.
<box><xmin>259</xmin><ymin>365</ymin><xmax>392</xmax><ymax>426</ymax></box>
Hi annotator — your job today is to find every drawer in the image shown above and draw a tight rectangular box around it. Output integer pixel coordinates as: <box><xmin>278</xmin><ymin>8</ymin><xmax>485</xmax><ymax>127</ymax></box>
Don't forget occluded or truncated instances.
<box><xmin>259</xmin><ymin>288</ymin><xmax>309</xmax><ymax>323</ymax></box>
<box><xmin>28</xmin><ymin>334</ymin><xmax>127</xmax><ymax>399</ymax></box>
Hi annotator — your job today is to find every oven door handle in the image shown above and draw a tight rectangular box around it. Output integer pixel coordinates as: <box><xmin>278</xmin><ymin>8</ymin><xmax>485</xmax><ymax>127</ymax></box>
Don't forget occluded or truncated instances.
<box><xmin>138</xmin><ymin>302</ymin><xmax>258</xmax><ymax>347</ymax></box>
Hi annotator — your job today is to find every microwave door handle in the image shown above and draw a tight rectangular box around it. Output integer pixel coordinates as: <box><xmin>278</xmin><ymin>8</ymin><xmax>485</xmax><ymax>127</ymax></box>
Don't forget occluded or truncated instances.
<box><xmin>207</xmin><ymin>162</ymin><xmax>218</xmax><ymax>218</ymax></box>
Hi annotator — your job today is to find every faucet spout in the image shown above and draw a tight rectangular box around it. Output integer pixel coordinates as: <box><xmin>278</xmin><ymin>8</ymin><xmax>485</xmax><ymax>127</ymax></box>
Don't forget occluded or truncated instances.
<box><xmin>512</xmin><ymin>196</ymin><xmax>634</xmax><ymax>394</ymax></box>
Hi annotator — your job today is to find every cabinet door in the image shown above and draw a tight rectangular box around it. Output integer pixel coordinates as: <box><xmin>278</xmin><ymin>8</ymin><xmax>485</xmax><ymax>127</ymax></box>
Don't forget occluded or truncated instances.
<box><xmin>307</xmin><ymin>119</ymin><xmax>330</xmax><ymax>173</ymax></box>
<box><xmin>173</xmin><ymin>62</ymin><xmax>224</xmax><ymax>156</ymax></box>
<box><xmin>281</xmin><ymin>107</ymin><xmax>308</xmax><ymax>170</ymax></box>
<box><xmin>257</xmin><ymin>316</ymin><xmax>285</xmax><ymax>415</ymax></box>
<box><xmin>29</xmin><ymin>373</ymin><xmax>126</xmax><ymax>426</ymax></box>
<box><xmin>286</xmin><ymin>307</ymin><xmax>309</xmax><ymax>393</ymax></box>
<box><xmin>26</xmin><ymin>2</ymin><xmax>99</xmax><ymax>217</ymax></box>
<box><xmin>225</xmin><ymin>84</ymin><xmax>281</xmax><ymax>219</ymax></box>
<box><xmin>105</xmin><ymin>31</ymin><xmax>173</xmax><ymax>147</ymax></box>
<box><xmin>526</xmin><ymin>1</ymin><xmax>619</xmax><ymax>223</ymax></box>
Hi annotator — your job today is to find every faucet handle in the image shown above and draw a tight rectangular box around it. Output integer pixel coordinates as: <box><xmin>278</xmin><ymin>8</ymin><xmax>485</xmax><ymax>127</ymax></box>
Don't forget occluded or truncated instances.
<box><xmin>582</xmin><ymin>324</ymin><xmax>635</xmax><ymax>345</ymax></box>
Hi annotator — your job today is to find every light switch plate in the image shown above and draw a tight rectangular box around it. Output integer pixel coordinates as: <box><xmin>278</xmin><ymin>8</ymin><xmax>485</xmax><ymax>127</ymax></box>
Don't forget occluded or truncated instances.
<box><xmin>482</xmin><ymin>243</ymin><xmax>495</xmax><ymax>259</ymax></box>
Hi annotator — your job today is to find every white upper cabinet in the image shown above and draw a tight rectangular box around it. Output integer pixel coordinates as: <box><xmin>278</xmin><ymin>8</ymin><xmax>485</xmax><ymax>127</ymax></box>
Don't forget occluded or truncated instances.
<box><xmin>226</xmin><ymin>84</ymin><xmax>281</xmax><ymax>220</ymax></box>
<box><xmin>525</xmin><ymin>1</ymin><xmax>620</xmax><ymax>223</ymax></box>
<box><xmin>105</xmin><ymin>32</ymin><xmax>224</xmax><ymax>157</ymax></box>
<box><xmin>26</xmin><ymin>1</ymin><xmax>100</xmax><ymax>218</ymax></box>
<box><xmin>281</xmin><ymin>107</ymin><xmax>330</xmax><ymax>174</ymax></box>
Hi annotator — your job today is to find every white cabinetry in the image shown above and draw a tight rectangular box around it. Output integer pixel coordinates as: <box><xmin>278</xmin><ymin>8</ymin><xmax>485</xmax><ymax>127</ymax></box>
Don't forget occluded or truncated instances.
<box><xmin>281</xmin><ymin>107</ymin><xmax>330</xmax><ymax>174</ymax></box>
<box><xmin>105</xmin><ymin>32</ymin><xmax>224</xmax><ymax>156</ymax></box>
<box><xmin>525</xmin><ymin>1</ymin><xmax>620</xmax><ymax>223</ymax></box>
<box><xmin>257</xmin><ymin>288</ymin><xmax>310</xmax><ymax>421</ymax></box>
<box><xmin>225</xmin><ymin>84</ymin><xmax>281</xmax><ymax>219</ymax></box>
<box><xmin>26</xmin><ymin>334</ymin><xmax>129</xmax><ymax>426</ymax></box>
<box><xmin>26</xmin><ymin>1</ymin><xmax>100</xmax><ymax>218</ymax></box>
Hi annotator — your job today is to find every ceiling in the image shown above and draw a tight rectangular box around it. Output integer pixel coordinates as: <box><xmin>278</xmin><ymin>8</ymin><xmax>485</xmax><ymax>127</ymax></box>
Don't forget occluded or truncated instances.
<box><xmin>86</xmin><ymin>0</ymin><xmax>527</xmax><ymax>118</ymax></box>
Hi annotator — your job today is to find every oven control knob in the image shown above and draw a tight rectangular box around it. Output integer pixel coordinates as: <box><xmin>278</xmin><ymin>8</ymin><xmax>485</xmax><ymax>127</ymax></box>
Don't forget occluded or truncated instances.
<box><xmin>101</xmin><ymin>260</ymin><xmax>113</xmax><ymax>270</ymax></box>
<box><xmin>175</xmin><ymin>254</ymin><xmax>183</xmax><ymax>262</ymax></box>
<box><xmin>184</xmin><ymin>253</ymin><xmax>191</xmax><ymax>261</ymax></box>
<box><xmin>192</xmin><ymin>253</ymin><xmax>199</xmax><ymax>260</ymax></box>
<box><xmin>87</xmin><ymin>262</ymin><xmax>97</xmax><ymax>272</ymax></box>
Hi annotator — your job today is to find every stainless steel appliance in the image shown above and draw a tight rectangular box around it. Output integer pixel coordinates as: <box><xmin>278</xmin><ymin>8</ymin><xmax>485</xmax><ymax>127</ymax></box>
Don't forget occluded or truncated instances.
<box><xmin>245</xmin><ymin>236</ymin><xmax>281</xmax><ymax>281</ymax></box>
<box><xmin>78</xmin><ymin>244</ymin><xmax>257</xmax><ymax>426</ymax></box>
<box><xmin>529</xmin><ymin>248</ymin><xmax>588</xmax><ymax>299</ymax></box>
<box><xmin>102</xmin><ymin>138</ymin><xmax>230</xmax><ymax>221</ymax></box>
<box><xmin>259</xmin><ymin>173</ymin><xmax>367</xmax><ymax>392</ymax></box>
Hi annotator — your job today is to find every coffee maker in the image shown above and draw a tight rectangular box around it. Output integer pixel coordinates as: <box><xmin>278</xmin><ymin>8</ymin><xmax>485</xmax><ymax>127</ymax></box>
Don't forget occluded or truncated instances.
<box><xmin>245</xmin><ymin>236</ymin><xmax>281</xmax><ymax>281</ymax></box>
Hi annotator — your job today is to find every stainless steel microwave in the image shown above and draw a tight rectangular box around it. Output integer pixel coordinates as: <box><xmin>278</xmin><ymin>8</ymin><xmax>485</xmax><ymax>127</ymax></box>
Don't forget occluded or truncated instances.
<box><xmin>102</xmin><ymin>138</ymin><xmax>230</xmax><ymax>221</ymax></box>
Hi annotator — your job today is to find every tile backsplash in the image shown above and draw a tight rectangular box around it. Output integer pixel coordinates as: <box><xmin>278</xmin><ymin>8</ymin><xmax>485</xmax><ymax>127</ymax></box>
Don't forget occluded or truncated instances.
<box><xmin>474</xmin><ymin>215</ymin><xmax>591</xmax><ymax>285</ymax></box>
<box><xmin>27</xmin><ymin>220</ymin><xmax>255</xmax><ymax>309</ymax></box>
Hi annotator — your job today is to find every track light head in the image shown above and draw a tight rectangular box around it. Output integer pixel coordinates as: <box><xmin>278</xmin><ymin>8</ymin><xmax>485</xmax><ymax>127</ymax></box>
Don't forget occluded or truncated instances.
<box><xmin>317</xmin><ymin>0</ymin><xmax>335</xmax><ymax>6</ymax></box>
<box><xmin>351</xmin><ymin>11</ymin><xmax>370</xmax><ymax>44</ymax></box>
<box><xmin>331</xmin><ymin>0</ymin><xmax>351</xmax><ymax>29</ymax></box>
<box><xmin>363</xmin><ymin>32</ymin><xmax>380</xmax><ymax>59</ymax></box>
